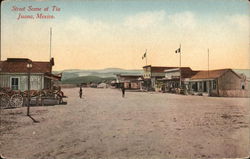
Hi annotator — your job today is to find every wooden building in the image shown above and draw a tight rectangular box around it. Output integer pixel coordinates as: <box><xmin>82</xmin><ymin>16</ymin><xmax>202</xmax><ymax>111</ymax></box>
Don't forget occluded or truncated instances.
<box><xmin>161</xmin><ymin>67</ymin><xmax>197</xmax><ymax>93</ymax></box>
<box><xmin>142</xmin><ymin>65</ymin><xmax>177</xmax><ymax>91</ymax></box>
<box><xmin>188</xmin><ymin>69</ymin><xmax>249</xmax><ymax>97</ymax></box>
<box><xmin>0</xmin><ymin>58</ymin><xmax>61</xmax><ymax>91</ymax></box>
<box><xmin>116</xmin><ymin>74</ymin><xmax>142</xmax><ymax>89</ymax></box>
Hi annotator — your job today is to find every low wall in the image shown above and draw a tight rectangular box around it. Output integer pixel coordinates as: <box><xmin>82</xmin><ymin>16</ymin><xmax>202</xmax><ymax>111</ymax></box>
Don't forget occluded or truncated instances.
<box><xmin>219</xmin><ymin>90</ymin><xmax>250</xmax><ymax>97</ymax></box>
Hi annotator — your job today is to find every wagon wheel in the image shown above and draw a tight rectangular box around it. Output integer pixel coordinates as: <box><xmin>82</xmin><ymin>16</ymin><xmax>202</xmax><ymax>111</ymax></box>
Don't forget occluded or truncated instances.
<box><xmin>0</xmin><ymin>93</ymin><xmax>10</xmax><ymax>108</ymax></box>
<box><xmin>10</xmin><ymin>94</ymin><xmax>23</xmax><ymax>108</ymax></box>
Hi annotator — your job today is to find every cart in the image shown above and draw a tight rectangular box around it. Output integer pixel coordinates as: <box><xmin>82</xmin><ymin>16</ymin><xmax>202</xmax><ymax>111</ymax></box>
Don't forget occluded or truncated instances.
<box><xmin>0</xmin><ymin>87</ymin><xmax>23</xmax><ymax>108</ymax></box>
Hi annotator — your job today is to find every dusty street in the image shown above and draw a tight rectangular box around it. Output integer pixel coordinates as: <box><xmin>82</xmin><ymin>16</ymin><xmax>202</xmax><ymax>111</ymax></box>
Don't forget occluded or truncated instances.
<box><xmin>0</xmin><ymin>88</ymin><xmax>249</xmax><ymax>159</ymax></box>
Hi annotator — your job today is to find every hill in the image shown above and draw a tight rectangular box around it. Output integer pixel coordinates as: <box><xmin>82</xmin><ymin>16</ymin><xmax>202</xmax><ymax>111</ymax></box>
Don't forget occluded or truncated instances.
<box><xmin>56</xmin><ymin>68</ymin><xmax>143</xmax><ymax>81</ymax></box>
<box><xmin>61</xmin><ymin>76</ymin><xmax>116</xmax><ymax>84</ymax></box>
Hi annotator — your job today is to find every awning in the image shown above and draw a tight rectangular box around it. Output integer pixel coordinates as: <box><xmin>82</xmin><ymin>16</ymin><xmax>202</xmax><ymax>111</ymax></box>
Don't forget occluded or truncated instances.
<box><xmin>160</xmin><ymin>78</ymin><xmax>180</xmax><ymax>81</ymax></box>
<box><xmin>44</xmin><ymin>73</ymin><xmax>62</xmax><ymax>81</ymax></box>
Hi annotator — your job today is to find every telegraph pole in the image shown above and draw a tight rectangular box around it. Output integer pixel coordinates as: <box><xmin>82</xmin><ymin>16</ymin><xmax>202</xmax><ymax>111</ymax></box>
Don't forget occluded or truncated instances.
<box><xmin>208</xmin><ymin>48</ymin><xmax>210</xmax><ymax>95</ymax></box>
<box><xmin>0</xmin><ymin>3</ymin><xmax>1</xmax><ymax>61</ymax></box>
<box><xmin>208</xmin><ymin>48</ymin><xmax>210</xmax><ymax>78</ymax></box>
<box><xmin>49</xmin><ymin>27</ymin><xmax>52</xmax><ymax>60</ymax></box>
<box><xmin>179</xmin><ymin>44</ymin><xmax>182</xmax><ymax>89</ymax></box>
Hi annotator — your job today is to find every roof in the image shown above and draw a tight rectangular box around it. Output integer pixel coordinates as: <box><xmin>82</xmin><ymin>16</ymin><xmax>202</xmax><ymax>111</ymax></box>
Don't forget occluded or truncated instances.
<box><xmin>164</xmin><ymin>67</ymin><xmax>197</xmax><ymax>78</ymax></box>
<box><xmin>6</xmin><ymin>58</ymin><xmax>32</xmax><ymax>63</ymax></box>
<box><xmin>151</xmin><ymin>67</ymin><xmax>177</xmax><ymax>73</ymax></box>
<box><xmin>116</xmin><ymin>74</ymin><xmax>142</xmax><ymax>77</ymax></box>
<box><xmin>143</xmin><ymin>65</ymin><xmax>178</xmax><ymax>73</ymax></box>
<box><xmin>143</xmin><ymin>65</ymin><xmax>196</xmax><ymax>73</ymax></box>
<box><xmin>180</xmin><ymin>68</ymin><xmax>198</xmax><ymax>78</ymax></box>
<box><xmin>0</xmin><ymin>58</ymin><xmax>53</xmax><ymax>73</ymax></box>
<box><xmin>190</xmin><ymin>69</ymin><xmax>241</xmax><ymax>80</ymax></box>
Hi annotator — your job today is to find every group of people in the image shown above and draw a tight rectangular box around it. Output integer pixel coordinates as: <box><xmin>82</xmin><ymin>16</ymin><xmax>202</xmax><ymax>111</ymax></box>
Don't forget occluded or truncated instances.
<box><xmin>78</xmin><ymin>85</ymin><xmax>126</xmax><ymax>98</ymax></box>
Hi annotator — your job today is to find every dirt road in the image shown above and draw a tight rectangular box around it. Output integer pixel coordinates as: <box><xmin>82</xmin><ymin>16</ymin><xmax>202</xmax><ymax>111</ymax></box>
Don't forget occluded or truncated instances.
<box><xmin>0</xmin><ymin>88</ymin><xmax>249</xmax><ymax>159</ymax></box>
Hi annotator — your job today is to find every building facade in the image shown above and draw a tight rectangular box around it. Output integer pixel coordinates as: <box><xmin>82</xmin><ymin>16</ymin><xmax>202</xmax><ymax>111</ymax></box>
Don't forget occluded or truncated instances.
<box><xmin>161</xmin><ymin>67</ymin><xmax>197</xmax><ymax>94</ymax></box>
<box><xmin>142</xmin><ymin>65</ymin><xmax>176</xmax><ymax>91</ymax></box>
<box><xmin>188</xmin><ymin>69</ymin><xmax>249</xmax><ymax>97</ymax></box>
<box><xmin>116</xmin><ymin>74</ymin><xmax>142</xmax><ymax>89</ymax></box>
<box><xmin>143</xmin><ymin>64</ymin><xmax>249</xmax><ymax>97</ymax></box>
<box><xmin>0</xmin><ymin>58</ymin><xmax>60</xmax><ymax>91</ymax></box>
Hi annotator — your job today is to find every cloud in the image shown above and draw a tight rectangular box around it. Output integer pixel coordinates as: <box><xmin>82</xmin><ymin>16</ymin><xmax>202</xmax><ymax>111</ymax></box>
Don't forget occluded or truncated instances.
<box><xmin>124</xmin><ymin>10</ymin><xmax>166</xmax><ymax>28</ymax></box>
<box><xmin>167</xmin><ymin>11</ymin><xmax>197</xmax><ymax>29</ymax></box>
<box><xmin>227</xmin><ymin>14</ymin><xmax>249</xmax><ymax>31</ymax></box>
<box><xmin>66</xmin><ymin>17</ymin><xmax>109</xmax><ymax>34</ymax></box>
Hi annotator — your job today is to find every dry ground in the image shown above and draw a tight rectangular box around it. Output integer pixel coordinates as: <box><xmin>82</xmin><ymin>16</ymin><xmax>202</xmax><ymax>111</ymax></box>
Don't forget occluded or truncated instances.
<box><xmin>0</xmin><ymin>88</ymin><xmax>249</xmax><ymax>159</ymax></box>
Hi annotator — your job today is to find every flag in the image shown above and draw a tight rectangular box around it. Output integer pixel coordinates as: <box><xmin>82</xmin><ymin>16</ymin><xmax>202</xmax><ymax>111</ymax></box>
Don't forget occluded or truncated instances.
<box><xmin>175</xmin><ymin>48</ymin><xmax>181</xmax><ymax>53</ymax></box>
<box><xmin>142</xmin><ymin>52</ymin><xmax>147</xmax><ymax>60</ymax></box>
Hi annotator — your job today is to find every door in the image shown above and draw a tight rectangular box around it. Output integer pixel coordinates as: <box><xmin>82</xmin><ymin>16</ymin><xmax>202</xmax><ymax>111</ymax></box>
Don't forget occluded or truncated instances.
<box><xmin>203</xmin><ymin>81</ymin><xmax>207</xmax><ymax>92</ymax></box>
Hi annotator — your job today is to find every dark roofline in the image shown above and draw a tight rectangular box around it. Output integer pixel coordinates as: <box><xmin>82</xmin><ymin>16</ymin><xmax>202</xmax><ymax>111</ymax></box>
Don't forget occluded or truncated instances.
<box><xmin>143</xmin><ymin>65</ymin><xmax>191</xmax><ymax>69</ymax></box>
<box><xmin>7</xmin><ymin>58</ymin><xmax>32</xmax><ymax>63</ymax></box>
<box><xmin>116</xmin><ymin>74</ymin><xmax>142</xmax><ymax>77</ymax></box>
<box><xmin>143</xmin><ymin>65</ymin><xmax>176</xmax><ymax>68</ymax></box>
<box><xmin>1</xmin><ymin>58</ymin><xmax>54</xmax><ymax>66</ymax></box>
<box><xmin>143</xmin><ymin>65</ymin><xmax>151</xmax><ymax>68</ymax></box>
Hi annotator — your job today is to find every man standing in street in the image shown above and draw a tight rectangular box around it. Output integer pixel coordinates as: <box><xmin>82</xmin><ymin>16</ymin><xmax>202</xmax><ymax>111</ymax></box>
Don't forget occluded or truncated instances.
<box><xmin>121</xmin><ymin>85</ymin><xmax>125</xmax><ymax>98</ymax></box>
<box><xmin>79</xmin><ymin>86</ymin><xmax>83</xmax><ymax>98</ymax></box>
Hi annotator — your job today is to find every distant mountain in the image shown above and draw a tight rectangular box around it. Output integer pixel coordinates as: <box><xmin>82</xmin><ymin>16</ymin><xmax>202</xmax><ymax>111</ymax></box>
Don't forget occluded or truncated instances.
<box><xmin>57</xmin><ymin>68</ymin><xmax>143</xmax><ymax>81</ymax></box>
<box><xmin>61</xmin><ymin>76</ymin><xmax>116</xmax><ymax>84</ymax></box>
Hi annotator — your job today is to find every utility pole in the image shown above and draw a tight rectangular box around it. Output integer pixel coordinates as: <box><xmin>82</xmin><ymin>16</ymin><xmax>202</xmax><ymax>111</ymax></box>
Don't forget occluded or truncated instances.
<box><xmin>179</xmin><ymin>44</ymin><xmax>182</xmax><ymax>89</ymax></box>
<box><xmin>49</xmin><ymin>27</ymin><xmax>52</xmax><ymax>60</ymax></box>
<box><xmin>208</xmin><ymin>48</ymin><xmax>210</xmax><ymax>95</ymax></box>
<box><xmin>0</xmin><ymin>4</ymin><xmax>1</xmax><ymax>61</ymax></box>
<box><xmin>208</xmin><ymin>48</ymin><xmax>210</xmax><ymax>78</ymax></box>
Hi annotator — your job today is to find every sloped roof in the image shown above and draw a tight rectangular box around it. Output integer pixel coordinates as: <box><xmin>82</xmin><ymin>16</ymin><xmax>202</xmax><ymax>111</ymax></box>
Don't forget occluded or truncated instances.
<box><xmin>190</xmin><ymin>69</ymin><xmax>240</xmax><ymax>80</ymax></box>
<box><xmin>0</xmin><ymin>58</ymin><xmax>52</xmax><ymax>73</ymax></box>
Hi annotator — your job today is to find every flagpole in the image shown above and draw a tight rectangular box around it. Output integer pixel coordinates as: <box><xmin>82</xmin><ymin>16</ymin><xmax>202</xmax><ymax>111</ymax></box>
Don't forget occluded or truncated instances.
<box><xmin>208</xmin><ymin>48</ymin><xmax>209</xmax><ymax>78</ymax></box>
<box><xmin>179</xmin><ymin>44</ymin><xmax>181</xmax><ymax>89</ymax></box>
<box><xmin>49</xmin><ymin>27</ymin><xmax>52</xmax><ymax>60</ymax></box>
<box><xmin>208</xmin><ymin>48</ymin><xmax>210</xmax><ymax>95</ymax></box>
<box><xmin>145</xmin><ymin>49</ymin><xmax>147</xmax><ymax>65</ymax></box>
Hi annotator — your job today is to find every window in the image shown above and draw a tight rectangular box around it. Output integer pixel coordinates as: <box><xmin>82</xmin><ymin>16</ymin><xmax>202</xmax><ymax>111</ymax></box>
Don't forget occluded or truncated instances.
<box><xmin>192</xmin><ymin>82</ymin><xmax>197</xmax><ymax>91</ymax></box>
<box><xmin>11</xmin><ymin>77</ymin><xmax>19</xmax><ymax>90</ymax></box>
<box><xmin>212</xmin><ymin>80</ymin><xmax>217</xmax><ymax>89</ymax></box>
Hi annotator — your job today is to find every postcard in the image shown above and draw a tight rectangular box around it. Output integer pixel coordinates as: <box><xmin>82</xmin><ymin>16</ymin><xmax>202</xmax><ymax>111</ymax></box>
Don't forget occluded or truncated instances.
<box><xmin>0</xmin><ymin>0</ymin><xmax>249</xmax><ymax>158</ymax></box>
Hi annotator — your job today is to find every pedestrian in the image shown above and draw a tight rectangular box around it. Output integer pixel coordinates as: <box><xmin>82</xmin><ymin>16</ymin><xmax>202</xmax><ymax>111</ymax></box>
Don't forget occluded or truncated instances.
<box><xmin>121</xmin><ymin>86</ymin><xmax>125</xmax><ymax>98</ymax></box>
<box><xmin>79</xmin><ymin>86</ymin><xmax>83</xmax><ymax>98</ymax></box>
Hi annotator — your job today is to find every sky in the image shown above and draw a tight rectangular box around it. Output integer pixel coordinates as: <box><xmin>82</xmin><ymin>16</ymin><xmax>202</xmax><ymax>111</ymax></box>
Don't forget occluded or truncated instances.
<box><xmin>1</xmin><ymin>0</ymin><xmax>249</xmax><ymax>71</ymax></box>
